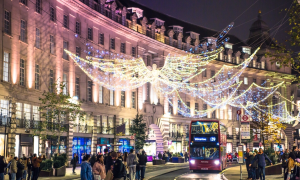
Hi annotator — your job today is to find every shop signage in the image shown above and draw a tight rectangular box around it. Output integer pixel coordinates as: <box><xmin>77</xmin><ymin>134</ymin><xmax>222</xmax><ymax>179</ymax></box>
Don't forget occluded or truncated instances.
<box><xmin>194</xmin><ymin>136</ymin><xmax>217</xmax><ymax>142</ymax></box>
<box><xmin>242</xmin><ymin>115</ymin><xmax>249</xmax><ymax>122</ymax></box>
<box><xmin>238</xmin><ymin>145</ymin><xmax>244</xmax><ymax>164</ymax></box>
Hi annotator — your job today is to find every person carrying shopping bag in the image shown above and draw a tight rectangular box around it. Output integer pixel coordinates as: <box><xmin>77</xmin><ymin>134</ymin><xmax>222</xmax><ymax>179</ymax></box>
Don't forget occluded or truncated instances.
<box><xmin>93</xmin><ymin>155</ymin><xmax>106</xmax><ymax>180</ymax></box>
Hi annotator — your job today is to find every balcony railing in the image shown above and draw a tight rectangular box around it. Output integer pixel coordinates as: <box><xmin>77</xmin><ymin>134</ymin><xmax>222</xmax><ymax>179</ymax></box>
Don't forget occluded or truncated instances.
<box><xmin>15</xmin><ymin>119</ymin><xmax>69</xmax><ymax>131</ymax></box>
<box><xmin>73</xmin><ymin>124</ymin><xmax>93</xmax><ymax>133</ymax></box>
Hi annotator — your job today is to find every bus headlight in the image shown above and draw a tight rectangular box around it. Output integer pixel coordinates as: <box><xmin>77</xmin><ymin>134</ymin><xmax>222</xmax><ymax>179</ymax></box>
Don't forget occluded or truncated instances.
<box><xmin>214</xmin><ymin>160</ymin><xmax>220</xmax><ymax>165</ymax></box>
<box><xmin>190</xmin><ymin>160</ymin><xmax>195</xmax><ymax>164</ymax></box>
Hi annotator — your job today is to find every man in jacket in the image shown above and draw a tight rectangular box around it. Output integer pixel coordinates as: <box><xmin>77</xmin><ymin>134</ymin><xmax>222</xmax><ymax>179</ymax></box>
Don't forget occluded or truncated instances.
<box><xmin>105</xmin><ymin>152</ymin><xmax>114</xmax><ymax>174</ymax></box>
<box><xmin>22</xmin><ymin>154</ymin><xmax>29</xmax><ymax>180</ymax></box>
<box><xmin>32</xmin><ymin>154</ymin><xmax>42</xmax><ymax>180</ymax></box>
<box><xmin>250</xmin><ymin>148</ymin><xmax>272</xmax><ymax>180</ymax></box>
<box><xmin>72</xmin><ymin>153</ymin><xmax>79</xmax><ymax>174</ymax></box>
<box><xmin>244</xmin><ymin>148</ymin><xmax>250</xmax><ymax>179</ymax></box>
<box><xmin>112</xmin><ymin>152</ymin><xmax>123</xmax><ymax>180</ymax></box>
<box><xmin>0</xmin><ymin>156</ymin><xmax>7</xmax><ymax>180</ymax></box>
<box><xmin>81</xmin><ymin>155</ymin><xmax>92</xmax><ymax>180</ymax></box>
<box><xmin>127</xmin><ymin>149</ymin><xmax>137</xmax><ymax>180</ymax></box>
<box><xmin>158</xmin><ymin>152</ymin><xmax>162</xmax><ymax>160</ymax></box>
<box><xmin>10</xmin><ymin>157</ymin><xmax>17</xmax><ymax>180</ymax></box>
<box><xmin>139</xmin><ymin>151</ymin><xmax>147</xmax><ymax>180</ymax></box>
<box><xmin>281</xmin><ymin>149</ymin><xmax>289</xmax><ymax>177</ymax></box>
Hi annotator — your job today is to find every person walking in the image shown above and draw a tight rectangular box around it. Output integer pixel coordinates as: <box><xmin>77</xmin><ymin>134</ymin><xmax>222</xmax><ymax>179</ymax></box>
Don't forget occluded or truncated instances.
<box><xmin>16</xmin><ymin>158</ymin><xmax>24</xmax><ymax>180</ymax></box>
<box><xmin>249</xmin><ymin>148</ymin><xmax>272</xmax><ymax>180</ymax></box>
<box><xmin>81</xmin><ymin>155</ymin><xmax>93</xmax><ymax>180</ymax></box>
<box><xmin>135</xmin><ymin>154</ymin><xmax>140</xmax><ymax>180</ymax></box>
<box><xmin>21</xmin><ymin>154</ymin><xmax>29</xmax><ymax>180</ymax></box>
<box><xmin>32</xmin><ymin>154</ymin><xmax>42</xmax><ymax>180</ymax></box>
<box><xmin>112</xmin><ymin>152</ymin><xmax>124</xmax><ymax>180</ymax></box>
<box><xmin>72</xmin><ymin>153</ymin><xmax>79</xmax><ymax>174</ymax></box>
<box><xmin>158</xmin><ymin>152</ymin><xmax>162</xmax><ymax>160</ymax></box>
<box><xmin>127</xmin><ymin>149</ymin><xmax>137</xmax><ymax>180</ymax></box>
<box><xmin>281</xmin><ymin>149</ymin><xmax>289</xmax><ymax>177</ymax></box>
<box><xmin>0</xmin><ymin>156</ymin><xmax>7</xmax><ymax>180</ymax></box>
<box><xmin>10</xmin><ymin>157</ymin><xmax>17</xmax><ymax>180</ymax></box>
<box><xmin>244</xmin><ymin>148</ymin><xmax>251</xmax><ymax>179</ymax></box>
<box><xmin>184</xmin><ymin>152</ymin><xmax>188</xmax><ymax>162</ymax></box>
<box><xmin>92</xmin><ymin>155</ymin><xmax>106</xmax><ymax>180</ymax></box>
<box><xmin>139</xmin><ymin>151</ymin><xmax>147</xmax><ymax>180</ymax></box>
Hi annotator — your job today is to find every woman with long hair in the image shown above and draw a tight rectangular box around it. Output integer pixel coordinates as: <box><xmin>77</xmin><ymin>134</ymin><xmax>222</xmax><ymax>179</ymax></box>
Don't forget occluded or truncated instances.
<box><xmin>93</xmin><ymin>155</ymin><xmax>106</xmax><ymax>180</ymax></box>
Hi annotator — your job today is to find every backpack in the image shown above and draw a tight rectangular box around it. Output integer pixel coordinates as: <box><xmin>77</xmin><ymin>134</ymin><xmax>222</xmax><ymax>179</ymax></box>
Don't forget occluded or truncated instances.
<box><xmin>121</xmin><ymin>162</ymin><xmax>127</xmax><ymax>177</ymax></box>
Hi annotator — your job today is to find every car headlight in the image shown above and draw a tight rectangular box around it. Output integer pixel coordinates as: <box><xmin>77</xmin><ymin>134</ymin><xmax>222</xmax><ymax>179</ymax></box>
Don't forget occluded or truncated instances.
<box><xmin>214</xmin><ymin>160</ymin><xmax>220</xmax><ymax>165</ymax></box>
<box><xmin>190</xmin><ymin>160</ymin><xmax>195</xmax><ymax>164</ymax></box>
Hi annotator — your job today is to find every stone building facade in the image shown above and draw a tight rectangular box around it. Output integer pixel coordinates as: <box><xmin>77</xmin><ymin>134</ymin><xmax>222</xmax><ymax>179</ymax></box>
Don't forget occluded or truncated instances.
<box><xmin>0</xmin><ymin>0</ymin><xmax>295</xmax><ymax>162</ymax></box>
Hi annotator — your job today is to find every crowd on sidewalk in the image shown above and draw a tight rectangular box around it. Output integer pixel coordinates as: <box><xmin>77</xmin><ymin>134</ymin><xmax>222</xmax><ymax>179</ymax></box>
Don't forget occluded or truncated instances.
<box><xmin>0</xmin><ymin>153</ymin><xmax>43</xmax><ymax>180</ymax></box>
<box><xmin>79</xmin><ymin>149</ymin><xmax>148</xmax><ymax>180</ymax></box>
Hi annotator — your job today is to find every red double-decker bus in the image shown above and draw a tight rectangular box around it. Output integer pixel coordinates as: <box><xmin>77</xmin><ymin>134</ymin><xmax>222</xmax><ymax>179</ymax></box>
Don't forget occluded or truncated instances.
<box><xmin>189</xmin><ymin>120</ymin><xmax>227</xmax><ymax>171</ymax></box>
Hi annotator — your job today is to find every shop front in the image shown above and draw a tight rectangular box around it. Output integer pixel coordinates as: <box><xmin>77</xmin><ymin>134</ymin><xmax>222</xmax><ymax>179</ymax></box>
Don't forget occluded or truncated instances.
<box><xmin>118</xmin><ymin>139</ymin><xmax>133</xmax><ymax>153</ymax></box>
<box><xmin>143</xmin><ymin>140</ymin><xmax>156</xmax><ymax>160</ymax></box>
<box><xmin>72</xmin><ymin>137</ymin><xmax>92</xmax><ymax>164</ymax></box>
<box><xmin>96</xmin><ymin>138</ymin><xmax>114</xmax><ymax>154</ymax></box>
<box><xmin>45</xmin><ymin>136</ymin><xmax>67</xmax><ymax>159</ymax></box>
<box><xmin>0</xmin><ymin>134</ymin><xmax>7</xmax><ymax>156</ymax></box>
<box><xmin>168</xmin><ymin>141</ymin><xmax>182</xmax><ymax>153</ymax></box>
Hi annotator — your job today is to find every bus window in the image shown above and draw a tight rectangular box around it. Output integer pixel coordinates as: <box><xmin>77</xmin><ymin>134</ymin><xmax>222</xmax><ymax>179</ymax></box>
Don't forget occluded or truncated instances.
<box><xmin>190</xmin><ymin>146</ymin><xmax>219</xmax><ymax>160</ymax></box>
<box><xmin>191</xmin><ymin>122</ymin><xmax>219</xmax><ymax>134</ymax></box>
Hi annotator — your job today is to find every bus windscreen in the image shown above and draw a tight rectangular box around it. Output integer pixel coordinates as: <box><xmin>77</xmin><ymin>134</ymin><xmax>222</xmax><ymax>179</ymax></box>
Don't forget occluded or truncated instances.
<box><xmin>190</xmin><ymin>146</ymin><xmax>219</xmax><ymax>160</ymax></box>
<box><xmin>191</xmin><ymin>121</ymin><xmax>219</xmax><ymax>134</ymax></box>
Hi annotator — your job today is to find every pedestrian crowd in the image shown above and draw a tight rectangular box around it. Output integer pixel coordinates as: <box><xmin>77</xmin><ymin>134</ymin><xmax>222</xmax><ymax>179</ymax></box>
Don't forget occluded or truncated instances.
<box><xmin>79</xmin><ymin>148</ymin><xmax>147</xmax><ymax>180</ymax></box>
<box><xmin>0</xmin><ymin>153</ymin><xmax>43</xmax><ymax>180</ymax></box>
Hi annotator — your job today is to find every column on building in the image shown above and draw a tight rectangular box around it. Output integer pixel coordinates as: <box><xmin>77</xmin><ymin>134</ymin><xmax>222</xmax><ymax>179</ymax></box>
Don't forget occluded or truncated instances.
<box><xmin>92</xmin><ymin>115</ymin><xmax>98</xmax><ymax>155</ymax></box>
<box><xmin>8</xmin><ymin>99</ymin><xmax>17</xmax><ymax>156</ymax></box>
<box><xmin>226</xmin><ymin>48</ymin><xmax>233</xmax><ymax>63</ymax></box>
<box><xmin>163</xmin><ymin>97</ymin><xmax>168</xmax><ymax>115</ymax></box>
<box><xmin>131</xmin><ymin>14</ymin><xmax>137</xmax><ymax>31</ymax></box>
<box><xmin>27</xmin><ymin>5</ymin><xmax>35</xmax><ymax>89</ymax></box>
<box><xmin>235</xmin><ymin>51</ymin><xmax>241</xmax><ymax>64</ymax></box>
<box><xmin>141</xmin><ymin>17</ymin><xmax>148</xmax><ymax>35</ymax></box>
<box><xmin>11</xmin><ymin>5</ymin><xmax>20</xmax><ymax>85</ymax></box>
<box><xmin>67</xmin><ymin>114</ymin><xmax>74</xmax><ymax>163</ymax></box>
<box><xmin>138</xmin><ymin>86</ymin><xmax>143</xmax><ymax>110</ymax></box>
<box><xmin>55</xmin><ymin>8</ymin><xmax>63</xmax><ymax>87</ymax></box>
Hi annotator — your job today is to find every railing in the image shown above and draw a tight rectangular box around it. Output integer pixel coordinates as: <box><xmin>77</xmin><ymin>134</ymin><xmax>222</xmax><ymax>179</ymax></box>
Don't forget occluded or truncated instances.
<box><xmin>73</xmin><ymin>124</ymin><xmax>93</xmax><ymax>133</ymax></box>
<box><xmin>227</xmin><ymin>135</ymin><xmax>233</xmax><ymax>139</ymax></box>
<box><xmin>15</xmin><ymin>119</ymin><xmax>69</xmax><ymax>131</ymax></box>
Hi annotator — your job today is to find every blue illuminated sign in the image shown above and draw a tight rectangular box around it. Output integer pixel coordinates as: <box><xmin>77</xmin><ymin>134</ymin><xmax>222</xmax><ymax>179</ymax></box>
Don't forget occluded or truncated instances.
<box><xmin>194</xmin><ymin>137</ymin><xmax>207</xmax><ymax>142</ymax></box>
<box><xmin>210</xmin><ymin>137</ymin><xmax>216</xmax><ymax>142</ymax></box>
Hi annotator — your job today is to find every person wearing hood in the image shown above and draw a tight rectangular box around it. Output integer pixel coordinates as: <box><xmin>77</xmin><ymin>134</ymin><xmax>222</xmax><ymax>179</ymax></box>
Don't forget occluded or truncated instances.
<box><xmin>250</xmin><ymin>148</ymin><xmax>272</xmax><ymax>180</ymax></box>
<box><xmin>81</xmin><ymin>154</ymin><xmax>93</xmax><ymax>180</ymax></box>
<box><xmin>139</xmin><ymin>151</ymin><xmax>147</xmax><ymax>180</ymax></box>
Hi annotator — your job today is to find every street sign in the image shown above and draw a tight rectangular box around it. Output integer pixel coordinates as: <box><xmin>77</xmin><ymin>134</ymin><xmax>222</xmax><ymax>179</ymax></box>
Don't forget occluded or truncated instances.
<box><xmin>241</xmin><ymin>122</ymin><xmax>250</xmax><ymax>139</ymax></box>
<box><xmin>242</xmin><ymin>115</ymin><xmax>249</xmax><ymax>122</ymax></box>
<box><xmin>238</xmin><ymin>145</ymin><xmax>244</xmax><ymax>164</ymax></box>
<box><xmin>237</xmin><ymin>110</ymin><xmax>241</xmax><ymax>115</ymax></box>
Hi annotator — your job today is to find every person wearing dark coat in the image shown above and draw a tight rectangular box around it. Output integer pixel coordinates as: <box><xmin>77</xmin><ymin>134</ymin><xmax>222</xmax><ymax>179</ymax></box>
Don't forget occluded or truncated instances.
<box><xmin>250</xmin><ymin>152</ymin><xmax>258</xmax><ymax>180</ymax></box>
<box><xmin>250</xmin><ymin>148</ymin><xmax>272</xmax><ymax>180</ymax></box>
<box><xmin>282</xmin><ymin>149</ymin><xmax>289</xmax><ymax>176</ymax></box>
<box><xmin>16</xmin><ymin>159</ymin><xmax>24</xmax><ymax>180</ymax></box>
<box><xmin>139</xmin><ymin>151</ymin><xmax>147</xmax><ymax>180</ymax></box>
<box><xmin>158</xmin><ymin>152</ymin><xmax>162</xmax><ymax>160</ymax></box>
<box><xmin>105</xmin><ymin>152</ymin><xmax>114</xmax><ymax>174</ymax></box>
<box><xmin>244</xmin><ymin>148</ymin><xmax>251</xmax><ymax>179</ymax></box>
<box><xmin>0</xmin><ymin>156</ymin><xmax>7</xmax><ymax>180</ymax></box>
<box><xmin>136</xmin><ymin>154</ymin><xmax>141</xmax><ymax>180</ymax></box>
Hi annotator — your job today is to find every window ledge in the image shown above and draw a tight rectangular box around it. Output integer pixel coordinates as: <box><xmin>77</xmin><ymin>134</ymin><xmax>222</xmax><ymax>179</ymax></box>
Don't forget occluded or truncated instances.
<box><xmin>50</xmin><ymin>53</ymin><xmax>56</xmax><ymax>57</ymax></box>
<box><xmin>3</xmin><ymin>33</ymin><xmax>13</xmax><ymax>39</ymax></box>
<box><xmin>62</xmin><ymin>27</ymin><xmax>69</xmax><ymax>31</ymax></box>
<box><xmin>19</xmin><ymin>2</ymin><xmax>29</xmax><ymax>10</ymax></box>
<box><xmin>19</xmin><ymin>40</ymin><xmax>28</xmax><ymax>45</ymax></box>
<box><xmin>34</xmin><ymin>11</ymin><xmax>42</xmax><ymax>15</ymax></box>
<box><xmin>34</xmin><ymin>47</ymin><xmax>42</xmax><ymax>51</ymax></box>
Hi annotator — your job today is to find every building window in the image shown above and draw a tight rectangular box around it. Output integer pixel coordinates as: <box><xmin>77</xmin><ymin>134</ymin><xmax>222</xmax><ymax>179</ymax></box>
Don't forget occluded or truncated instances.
<box><xmin>0</xmin><ymin>100</ymin><xmax>9</xmax><ymax>116</ymax></box>
<box><xmin>202</xmin><ymin>69</ymin><xmax>206</xmax><ymax>77</ymax></box>
<box><xmin>63</xmin><ymin>41</ymin><xmax>69</xmax><ymax>60</ymax></box>
<box><xmin>212</xmin><ymin>111</ymin><xmax>216</xmax><ymax>118</ymax></box>
<box><xmin>16</xmin><ymin>103</ymin><xmax>22</xmax><ymax>119</ymax></box>
<box><xmin>244</xmin><ymin>77</ymin><xmax>248</xmax><ymax>85</ymax></box>
<box><xmin>35</xmin><ymin>28</ymin><xmax>41</xmax><ymax>48</ymax></box>
<box><xmin>19</xmin><ymin>59</ymin><xmax>25</xmax><ymax>86</ymax></box>
<box><xmin>3</xmin><ymin>52</ymin><xmax>10</xmax><ymax>82</ymax></box>
<box><xmin>35</xmin><ymin>64</ymin><xmax>40</xmax><ymax>90</ymax></box>
<box><xmin>50</xmin><ymin>35</ymin><xmax>55</xmax><ymax>54</ymax></box>
<box><xmin>110</xmin><ymin>38</ymin><xmax>115</xmax><ymax>50</ymax></box>
<box><xmin>121</xmin><ymin>91</ymin><xmax>125</xmax><ymax>107</ymax></box>
<box><xmin>88</xmin><ymin>28</ymin><xmax>93</xmax><ymax>41</ymax></box>
<box><xmin>4</xmin><ymin>10</ymin><xmax>11</xmax><ymax>35</ymax></box>
<box><xmin>75</xmin><ymin>22</ymin><xmax>81</xmax><ymax>35</ymax></box>
<box><xmin>195</xmin><ymin>103</ymin><xmax>199</xmax><ymax>111</ymax></box>
<box><xmin>110</xmin><ymin>90</ymin><xmax>114</xmax><ymax>106</ymax></box>
<box><xmin>99</xmin><ymin>85</ymin><xmax>103</xmax><ymax>103</ymax></box>
<box><xmin>99</xmin><ymin>33</ymin><xmax>104</xmax><ymax>45</ymax></box>
<box><xmin>20</xmin><ymin>0</ymin><xmax>27</xmax><ymax>6</ymax></box>
<box><xmin>220</xmin><ymin>109</ymin><xmax>224</xmax><ymax>119</ymax></box>
<box><xmin>75</xmin><ymin>47</ymin><xmax>81</xmax><ymax>57</ymax></box>
<box><xmin>24</xmin><ymin>104</ymin><xmax>31</xmax><ymax>120</ymax></box>
<box><xmin>33</xmin><ymin>106</ymin><xmax>40</xmax><ymax>120</ymax></box>
<box><xmin>186</xmin><ymin>102</ymin><xmax>190</xmax><ymax>113</ymax></box>
<box><xmin>75</xmin><ymin>77</ymin><xmax>80</xmax><ymax>99</ymax></box>
<box><xmin>261</xmin><ymin>80</ymin><xmax>266</xmax><ymax>87</ymax></box>
<box><xmin>49</xmin><ymin>70</ymin><xmax>54</xmax><ymax>92</ymax></box>
<box><xmin>132</xmin><ymin>92</ymin><xmax>136</xmax><ymax>109</ymax></box>
<box><xmin>50</xmin><ymin>7</ymin><xmax>55</xmax><ymax>22</ymax></box>
<box><xmin>63</xmin><ymin>15</ymin><xmax>68</xmax><ymax>29</ymax></box>
<box><xmin>146</xmin><ymin>56</ymin><xmax>151</xmax><ymax>66</ymax></box>
<box><xmin>228</xmin><ymin>108</ymin><xmax>232</xmax><ymax>120</ymax></box>
<box><xmin>87</xmin><ymin>81</ymin><xmax>92</xmax><ymax>102</ymax></box>
<box><xmin>121</xmin><ymin>43</ymin><xmax>126</xmax><ymax>53</ymax></box>
<box><xmin>63</xmin><ymin>73</ymin><xmax>68</xmax><ymax>95</ymax></box>
<box><xmin>36</xmin><ymin>0</ymin><xmax>41</xmax><ymax>14</ymax></box>
<box><xmin>253</xmin><ymin>78</ymin><xmax>256</xmax><ymax>84</ymax></box>
<box><xmin>203</xmin><ymin>104</ymin><xmax>207</xmax><ymax>118</ymax></box>
<box><xmin>20</xmin><ymin>20</ymin><xmax>27</xmax><ymax>42</ymax></box>
<box><xmin>132</xmin><ymin>47</ymin><xmax>136</xmax><ymax>57</ymax></box>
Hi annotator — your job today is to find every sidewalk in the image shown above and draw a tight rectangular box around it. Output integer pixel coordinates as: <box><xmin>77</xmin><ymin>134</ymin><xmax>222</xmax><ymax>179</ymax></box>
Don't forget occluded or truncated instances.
<box><xmin>1</xmin><ymin>162</ymin><xmax>188</xmax><ymax>180</ymax></box>
<box><xmin>223</xmin><ymin>165</ymin><xmax>283</xmax><ymax>180</ymax></box>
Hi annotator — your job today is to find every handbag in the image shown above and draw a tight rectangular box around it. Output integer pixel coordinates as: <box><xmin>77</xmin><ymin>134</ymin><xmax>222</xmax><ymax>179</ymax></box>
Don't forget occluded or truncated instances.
<box><xmin>94</xmin><ymin>174</ymin><xmax>101</xmax><ymax>180</ymax></box>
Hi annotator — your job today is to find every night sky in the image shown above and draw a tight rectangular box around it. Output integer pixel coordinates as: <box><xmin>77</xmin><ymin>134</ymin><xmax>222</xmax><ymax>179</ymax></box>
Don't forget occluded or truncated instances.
<box><xmin>133</xmin><ymin>0</ymin><xmax>293</xmax><ymax>45</ymax></box>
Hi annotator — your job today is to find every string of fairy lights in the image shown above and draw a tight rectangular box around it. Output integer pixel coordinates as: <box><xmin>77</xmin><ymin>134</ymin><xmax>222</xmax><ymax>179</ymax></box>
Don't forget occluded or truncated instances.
<box><xmin>65</xmin><ymin>22</ymin><xmax>298</xmax><ymax>122</ymax></box>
